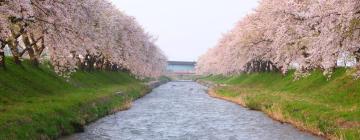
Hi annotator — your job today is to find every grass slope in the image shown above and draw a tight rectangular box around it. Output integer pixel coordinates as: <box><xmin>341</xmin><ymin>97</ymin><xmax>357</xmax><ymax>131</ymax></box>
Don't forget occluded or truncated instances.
<box><xmin>0</xmin><ymin>59</ymin><xmax>149</xmax><ymax>139</ymax></box>
<box><xmin>201</xmin><ymin>68</ymin><xmax>360</xmax><ymax>140</ymax></box>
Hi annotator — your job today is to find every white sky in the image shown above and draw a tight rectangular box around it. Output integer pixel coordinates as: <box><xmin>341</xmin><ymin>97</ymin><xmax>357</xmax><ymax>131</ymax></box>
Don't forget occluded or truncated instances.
<box><xmin>111</xmin><ymin>0</ymin><xmax>259</xmax><ymax>61</ymax></box>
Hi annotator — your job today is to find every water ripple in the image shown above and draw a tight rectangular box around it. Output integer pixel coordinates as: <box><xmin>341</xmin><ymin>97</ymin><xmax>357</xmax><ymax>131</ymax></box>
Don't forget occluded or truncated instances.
<box><xmin>63</xmin><ymin>82</ymin><xmax>322</xmax><ymax>140</ymax></box>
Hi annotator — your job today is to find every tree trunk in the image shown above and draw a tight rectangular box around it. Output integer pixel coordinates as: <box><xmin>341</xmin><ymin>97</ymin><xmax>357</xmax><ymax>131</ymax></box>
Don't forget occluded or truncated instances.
<box><xmin>111</xmin><ymin>64</ymin><xmax>119</xmax><ymax>71</ymax></box>
<box><xmin>266</xmin><ymin>61</ymin><xmax>271</xmax><ymax>72</ymax></box>
<box><xmin>84</xmin><ymin>53</ymin><xmax>90</xmax><ymax>71</ymax></box>
<box><xmin>96</xmin><ymin>58</ymin><xmax>103</xmax><ymax>70</ymax></box>
<box><xmin>245</xmin><ymin>60</ymin><xmax>280</xmax><ymax>73</ymax></box>
<box><xmin>355</xmin><ymin>49</ymin><xmax>360</xmax><ymax>63</ymax></box>
<box><xmin>100</xmin><ymin>57</ymin><xmax>105</xmax><ymax>70</ymax></box>
<box><xmin>255</xmin><ymin>60</ymin><xmax>260</xmax><ymax>72</ymax></box>
<box><xmin>36</xmin><ymin>37</ymin><xmax>46</xmax><ymax>58</ymax></box>
<box><xmin>8</xmin><ymin>38</ymin><xmax>21</xmax><ymax>64</ymax></box>
<box><xmin>23</xmin><ymin>34</ymin><xmax>39</xmax><ymax>66</ymax></box>
<box><xmin>89</xmin><ymin>55</ymin><xmax>95</xmax><ymax>70</ymax></box>
<box><xmin>76</xmin><ymin>56</ymin><xmax>84</xmax><ymax>70</ymax></box>
<box><xmin>93</xmin><ymin>53</ymin><xmax>102</xmax><ymax>70</ymax></box>
<box><xmin>260</xmin><ymin>61</ymin><xmax>266</xmax><ymax>72</ymax></box>
<box><xmin>0</xmin><ymin>44</ymin><xmax>5</xmax><ymax>68</ymax></box>
<box><xmin>246</xmin><ymin>63</ymin><xmax>251</xmax><ymax>72</ymax></box>
<box><xmin>104</xmin><ymin>60</ymin><xmax>111</xmax><ymax>71</ymax></box>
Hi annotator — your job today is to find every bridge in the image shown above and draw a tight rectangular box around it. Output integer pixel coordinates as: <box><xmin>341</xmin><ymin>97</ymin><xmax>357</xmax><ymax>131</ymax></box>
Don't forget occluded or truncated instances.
<box><xmin>166</xmin><ymin>61</ymin><xmax>199</xmax><ymax>80</ymax></box>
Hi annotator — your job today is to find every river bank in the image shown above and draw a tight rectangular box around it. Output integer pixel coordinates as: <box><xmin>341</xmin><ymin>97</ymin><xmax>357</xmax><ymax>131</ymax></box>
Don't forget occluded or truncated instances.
<box><xmin>0</xmin><ymin>60</ymin><xmax>165</xmax><ymax>140</ymax></box>
<box><xmin>198</xmin><ymin>69</ymin><xmax>359</xmax><ymax>140</ymax></box>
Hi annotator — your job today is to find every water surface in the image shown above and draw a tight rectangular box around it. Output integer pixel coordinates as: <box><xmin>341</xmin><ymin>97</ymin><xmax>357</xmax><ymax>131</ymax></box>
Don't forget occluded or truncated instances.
<box><xmin>63</xmin><ymin>82</ymin><xmax>321</xmax><ymax>140</ymax></box>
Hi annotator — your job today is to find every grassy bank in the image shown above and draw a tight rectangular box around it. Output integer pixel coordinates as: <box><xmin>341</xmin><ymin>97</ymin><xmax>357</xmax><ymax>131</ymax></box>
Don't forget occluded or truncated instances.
<box><xmin>200</xmin><ymin>68</ymin><xmax>359</xmax><ymax>140</ymax></box>
<box><xmin>0</xmin><ymin>59</ymin><xmax>149</xmax><ymax>140</ymax></box>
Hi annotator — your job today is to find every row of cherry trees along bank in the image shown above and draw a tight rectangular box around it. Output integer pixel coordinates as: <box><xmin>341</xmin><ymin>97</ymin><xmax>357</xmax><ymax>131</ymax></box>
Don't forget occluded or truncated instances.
<box><xmin>0</xmin><ymin>0</ymin><xmax>167</xmax><ymax>78</ymax></box>
<box><xmin>197</xmin><ymin>0</ymin><xmax>360</xmax><ymax>78</ymax></box>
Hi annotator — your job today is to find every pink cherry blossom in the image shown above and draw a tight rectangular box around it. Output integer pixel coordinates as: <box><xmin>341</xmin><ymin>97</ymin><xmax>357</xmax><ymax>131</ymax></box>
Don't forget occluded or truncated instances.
<box><xmin>0</xmin><ymin>0</ymin><xmax>167</xmax><ymax>78</ymax></box>
<box><xmin>196</xmin><ymin>0</ymin><xmax>360</xmax><ymax>78</ymax></box>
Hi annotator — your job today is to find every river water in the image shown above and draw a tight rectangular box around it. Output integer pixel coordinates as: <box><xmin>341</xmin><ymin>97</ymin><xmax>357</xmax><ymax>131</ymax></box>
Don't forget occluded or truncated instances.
<box><xmin>63</xmin><ymin>82</ymin><xmax>321</xmax><ymax>140</ymax></box>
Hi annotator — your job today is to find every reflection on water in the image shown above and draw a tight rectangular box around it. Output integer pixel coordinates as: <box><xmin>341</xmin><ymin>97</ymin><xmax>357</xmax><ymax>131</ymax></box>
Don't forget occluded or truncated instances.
<box><xmin>63</xmin><ymin>82</ymin><xmax>321</xmax><ymax>140</ymax></box>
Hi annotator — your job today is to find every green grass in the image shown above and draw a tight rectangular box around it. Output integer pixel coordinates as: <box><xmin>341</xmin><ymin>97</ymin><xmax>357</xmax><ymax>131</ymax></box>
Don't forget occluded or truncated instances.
<box><xmin>202</xmin><ymin>68</ymin><xmax>360</xmax><ymax>139</ymax></box>
<box><xmin>0</xmin><ymin>59</ymin><xmax>149</xmax><ymax>140</ymax></box>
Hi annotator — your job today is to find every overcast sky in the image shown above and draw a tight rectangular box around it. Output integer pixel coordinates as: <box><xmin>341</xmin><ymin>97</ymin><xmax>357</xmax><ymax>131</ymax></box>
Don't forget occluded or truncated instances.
<box><xmin>111</xmin><ymin>0</ymin><xmax>259</xmax><ymax>61</ymax></box>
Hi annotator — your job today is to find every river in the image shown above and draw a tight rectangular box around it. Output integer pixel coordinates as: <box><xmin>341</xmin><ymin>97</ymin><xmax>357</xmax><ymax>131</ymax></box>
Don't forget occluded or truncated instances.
<box><xmin>63</xmin><ymin>81</ymin><xmax>321</xmax><ymax>140</ymax></box>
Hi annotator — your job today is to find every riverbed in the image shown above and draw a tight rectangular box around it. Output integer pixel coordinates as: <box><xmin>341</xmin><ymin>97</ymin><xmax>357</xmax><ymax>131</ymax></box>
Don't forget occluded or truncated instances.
<box><xmin>63</xmin><ymin>82</ymin><xmax>321</xmax><ymax>140</ymax></box>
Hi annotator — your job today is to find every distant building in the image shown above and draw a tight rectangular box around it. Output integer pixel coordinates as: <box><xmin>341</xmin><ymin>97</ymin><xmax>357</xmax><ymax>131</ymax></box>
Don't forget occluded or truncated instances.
<box><xmin>166</xmin><ymin>61</ymin><xmax>196</xmax><ymax>74</ymax></box>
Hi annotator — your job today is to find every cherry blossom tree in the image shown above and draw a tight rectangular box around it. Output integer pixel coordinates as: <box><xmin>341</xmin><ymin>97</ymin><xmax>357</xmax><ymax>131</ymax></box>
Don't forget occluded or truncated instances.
<box><xmin>0</xmin><ymin>0</ymin><xmax>167</xmax><ymax>78</ymax></box>
<box><xmin>197</xmin><ymin>0</ymin><xmax>360</xmax><ymax>78</ymax></box>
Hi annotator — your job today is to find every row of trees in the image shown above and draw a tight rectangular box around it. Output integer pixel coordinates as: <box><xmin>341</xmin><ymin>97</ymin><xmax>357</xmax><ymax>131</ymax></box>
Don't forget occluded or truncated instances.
<box><xmin>196</xmin><ymin>0</ymin><xmax>360</xmax><ymax>78</ymax></box>
<box><xmin>0</xmin><ymin>0</ymin><xmax>167</xmax><ymax>78</ymax></box>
